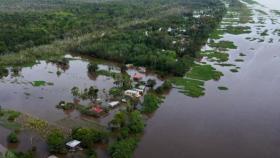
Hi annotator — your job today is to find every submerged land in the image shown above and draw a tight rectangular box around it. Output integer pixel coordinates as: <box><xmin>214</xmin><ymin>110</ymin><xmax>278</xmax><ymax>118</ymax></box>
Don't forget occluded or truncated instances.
<box><xmin>0</xmin><ymin>0</ymin><xmax>280</xmax><ymax>158</ymax></box>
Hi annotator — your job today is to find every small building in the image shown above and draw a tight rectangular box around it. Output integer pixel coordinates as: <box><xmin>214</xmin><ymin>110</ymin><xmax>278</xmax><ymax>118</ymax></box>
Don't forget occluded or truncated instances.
<box><xmin>121</xmin><ymin>98</ymin><xmax>127</xmax><ymax>103</ymax></box>
<box><xmin>133</xmin><ymin>73</ymin><xmax>143</xmax><ymax>80</ymax></box>
<box><xmin>66</xmin><ymin>140</ymin><xmax>81</xmax><ymax>151</ymax></box>
<box><xmin>108</xmin><ymin>101</ymin><xmax>120</xmax><ymax>108</ymax></box>
<box><xmin>135</xmin><ymin>85</ymin><xmax>146</xmax><ymax>95</ymax></box>
<box><xmin>124</xmin><ymin>90</ymin><xmax>141</xmax><ymax>98</ymax></box>
<box><xmin>135</xmin><ymin>88</ymin><xmax>144</xmax><ymax>95</ymax></box>
<box><xmin>126</xmin><ymin>64</ymin><xmax>134</xmax><ymax>68</ymax></box>
<box><xmin>91</xmin><ymin>106</ymin><xmax>103</xmax><ymax>114</ymax></box>
<box><xmin>138</xmin><ymin>67</ymin><xmax>146</xmax><ymax>73</ymax></box>
<box><xmin>167</xmin><ymin>27</ymin><xmax>172</xmax><ymax>32</ymax></box>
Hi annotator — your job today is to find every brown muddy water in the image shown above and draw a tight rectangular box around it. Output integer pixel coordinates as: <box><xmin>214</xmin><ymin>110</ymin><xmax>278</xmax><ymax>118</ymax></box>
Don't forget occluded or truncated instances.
<box><xmin>0</xmin><ymin>55</ymin><xmax>163</xmax><ymax>157</ymax></box>
<box><xmin>1</xmin><ymin>1</ymin><xmax>280</xmax><ymax>158</ymax></box>
<box><xmin>134</xmin><ymin>2</ymin><xmax>280</xmax><ymax>158</ymax></box>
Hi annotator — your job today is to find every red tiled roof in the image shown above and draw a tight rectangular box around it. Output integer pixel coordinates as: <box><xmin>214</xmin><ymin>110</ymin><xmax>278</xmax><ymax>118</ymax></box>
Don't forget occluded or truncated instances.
<box><xmin>92</xmin><ymin>106</ymin><xmax>103</xmax><ymax>113</ymax></box>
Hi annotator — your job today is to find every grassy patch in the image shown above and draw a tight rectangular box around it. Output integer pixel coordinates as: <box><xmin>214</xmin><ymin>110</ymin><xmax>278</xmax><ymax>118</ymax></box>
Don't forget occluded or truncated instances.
<box><xmin>260</xmin><ymin>29</ymin><xmax>269</xmax><ymax>36</ymax></box>
<box><xmin>199</xmin><ymin>51</ymin><xmax>229</xmax><ymax>62</ymax></box>
<box><xmin>171</xmin><ymin>78</ymin><xmax>205</xmax><ymax>97</ymax></box>
<box><xmin>239</xmin><ymin>53</ymin><xmax>246</xmax><ymax>56</ymax></box>
<box><xmin>218</xmin><ymin>86</ymin><xmax>228</xmax><ymax>90</ymax></box>
<box><xmin>31</xmin><ymin>80</ymin><xmax>46</xmax><ymax>87</ymax></box>
<box><xmin>235</xmin><ymin>59</ymin><xmax>244</xmax><ymax>62</ymax></box>
<box><xmin>209</xmin><ymin>29</ymin><xmax>224</xmax><ymax>39</ymax></box>
<box><xmin>255</xmin><ymin>9</ymin><xmax>268</xmax><ymax>15</ymax></box>
<box><xmin>215</xmin><ymin>63</ymin><xmax>236</xmax><ymax>67</ymax></box>
<box><xmin>0</xmin><ymin>109</ymin><xmax>21</xmax><ymax>130</ymax></box>
<box><xmin>209</xmin><ymin>40</ymin><xmax>237</xmax><ymax>50</ymax></box>
<box><xmin>230</xmin><ymin>69</ymin><xmax>239</xmax><ymax>73</ymax></box>
<box><xmin>224</xmin><ymin>26</ymin><xmax>251</xmax><ymax>35</ymax></box>
<box><xmin>186</xmin><ymin>64</ymin><xmax>224</xmax><ymax>81</ymax></box>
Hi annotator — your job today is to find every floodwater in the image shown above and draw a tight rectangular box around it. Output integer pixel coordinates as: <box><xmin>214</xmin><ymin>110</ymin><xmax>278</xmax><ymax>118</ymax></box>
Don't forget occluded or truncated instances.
<box><xmin>134</xmin><ymin>2</ymin><xmax>280</xmax><ymax>158</ymax></box>
<box><xmin>0</xmin><ymin>55</ymin><xmax>163</xmax><ymax>156</ymax></box>
<box><xmin>0</xmin><ymin>55</ymin><xmax>162</xmax><ymax>123</ymax></box>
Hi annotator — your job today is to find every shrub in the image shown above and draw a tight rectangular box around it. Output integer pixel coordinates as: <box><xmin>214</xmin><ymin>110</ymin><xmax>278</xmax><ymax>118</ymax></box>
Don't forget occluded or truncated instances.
<box><xmin>109</xmin><ymin>138</ymin><xmax>139</xmax><ymax>158</ymax></box>
<box><xmin>7</xmin><ymin>132</ymin><xmax>19</xmax><ymax>143</ymax></box>
<box><xmin>128</xmin><ymin>111</ymin><xmax>145</xmax><ymax>134</ymax></box>
<box><xmin>155</xmin><ymin>80</ymin><xmax>172</xmax><ymax>94</ymax></box>
<box><xmin>7</xmin><ymin>111</ymin><xmax>21</xmax><ymax>121</ymax></box>
<box><xmin>142</xmin><ymin>94</ymin><xmax>161</xmax><ymax>113</ymax></box>
<box><xmin>71</xmin><ymin>128</ymin><xmax>108</xmax><ymax>148</ymax></box>
<box><xmin>47</xmin><ymin>130</ymin><xmax>65</xmax><ymax>154</ymax></box>
<box><xmin>88</xmin><ymin>62</ymin><xmax>98</xmax><ymax>73</ymax></box>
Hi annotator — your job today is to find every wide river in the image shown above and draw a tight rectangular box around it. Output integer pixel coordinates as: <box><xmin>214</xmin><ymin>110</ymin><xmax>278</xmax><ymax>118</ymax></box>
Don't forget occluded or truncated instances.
<box><xmin>134</xmin><ymin>1</ymin><xmax>280</xmax><ymax>158</ymax></box>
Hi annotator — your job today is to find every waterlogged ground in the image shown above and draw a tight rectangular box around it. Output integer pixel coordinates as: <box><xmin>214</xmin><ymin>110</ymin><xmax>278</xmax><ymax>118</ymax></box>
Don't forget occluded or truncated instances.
<box><xmin>0</xmin><ymin>55</ymin><xmax>162</xmax><ymax>123</ymax></box>
<box><xmin>134</xmin><ymin>1</ymin><xmax>280</xmax><ymax>158</ymax></box>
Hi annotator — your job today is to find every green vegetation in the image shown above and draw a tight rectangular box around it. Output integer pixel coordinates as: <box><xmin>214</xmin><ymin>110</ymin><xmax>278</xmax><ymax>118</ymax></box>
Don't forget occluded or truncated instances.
<box><xmin>172</xmin><ymin>78</ymin><xmax>205</xmax><ymax>97</ymax></box>
<box><xmin>255</xmin><ymin>9</ymin><xmax>268</xmax><ymax>15</ymax></box>
<box><xmin>71</xmin><ymin>86</ymin><xmax>99</xmax><ymax>100</ymax></box>
<box><xmin>172</xmin><ymin>63</ymin><xmax>223</xmax><ymax>97</ymax></box>
<box><xmin>186</xmin><ymin>64</ymin><xmax>223</xmax><ymax>81</ymax></box>
<box><xmin>228</xmin><ymin>0</ymin><xmax>253</xmax><ymax>24</ymax></box>
<box><xmin>0</xmin><ymin>109</ymin><xmax>21</xmax><ymax>130</ymax></box>
<box><xmin>56</xmin><ymin>101</ymin><xmax>75</xmax><ymax>110</ymax></box>
<box><xmin>209</xmin><ymin>29</ymin><xmax>224</xmax><ymax>39</ymax></box>
<box><xmin>47</xmin><ymin>130</ymin><xmax>66</xmax><ymax>154</ymax></box>
<box><xmin>109</xmin><ymin>138</ymin><xmax>139</xmax><ymax>158</ymax></box>
<box><xmin>87</xmin><ymin>62</ymin><xmax>98</xmax><ymax>73</ymax></box>
<box><xmin>31</xmin><ymin>80</ymin><xmax>46</xmax><ymax>87</ymax></box>
<box><xmin>235</xmin><ymin>59</ymin><xmax>244</xmax><ymax>62</ymax></box>
<box><xmin>260</xmin><ymin>29</ymin><xmax>269</xmax><ymax>36</ymax></box>
<box><xmin>0</xmin><ymin>0</ymin><xmax>226</xmax><ymax>77</ymax></box>
<box><xmin>155</xmin><ymin>80</ymin><xmax>173</xmax><ymax>94</ymax></box>
<box><xmin>224</xmin><ymin>26</ymin><xmax>251</xmax><ymax>35</ymax></box>
<box><xmin>72</xmin><ymin>127</ymin><xmax>108</xmax><ymax>147</ymax></box>
<box><xmin>230</xmin><ymin>68</ymin><xmax>239</xmax><ymax>73</ymax></box>
<box><xmin>0</xmin><ymin>67</ymin><xmax>8</xmax><ymax>78</ymax></box>
<box><xmin>215</xmin><ymin>63</ymin><xmax>236</xmax><ymax>67</ymax></box>
<box><xmin>209</xmin><ymin>40</ymin><xmax>237</xmax><ymax>50</ymax></box>
<box><xmin>239</xmin><ymin>53</ymin><xmax>246</xmax><ymax>56</ymax></box>
<box><xmin>142</xmin><ymin>94</ymin><xmax>162</xmax><ymax>113</ymax></box>
<box><xmin>218</xmin><ymin>86</ymin><xmax>229</xmax><ymax>90</ymax></box>
<box><xmin>7</xmin><ymin>131</ymin><xmax>19</xmax><ymax>143</ymax></box>
<box><xmin>199</xmin><ymin>50</ymin><xmax>229</xmax><ymax>62</ymax></box>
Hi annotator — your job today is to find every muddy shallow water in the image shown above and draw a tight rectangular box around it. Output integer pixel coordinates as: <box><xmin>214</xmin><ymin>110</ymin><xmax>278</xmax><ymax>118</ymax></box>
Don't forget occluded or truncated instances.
<box><xmin>0</xmin><ymin>56</ymin><xmax>163</xmax><ymax>124</ymax></box>
<box><xmin>134</xmin><ymin>2</ymin><xmax>280</xmax><ymax>158</ymax></box>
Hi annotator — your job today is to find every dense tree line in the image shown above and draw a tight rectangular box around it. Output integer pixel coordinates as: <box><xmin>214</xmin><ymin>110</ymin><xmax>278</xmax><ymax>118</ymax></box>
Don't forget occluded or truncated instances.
<box><xmin>0</xmin><ymin>0</ymin><xmax>226</xmax><ymax>76</ymax></box>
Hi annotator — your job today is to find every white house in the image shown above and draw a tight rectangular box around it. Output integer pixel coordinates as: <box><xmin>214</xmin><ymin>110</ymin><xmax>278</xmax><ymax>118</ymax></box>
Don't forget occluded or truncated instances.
<box><xmin>108</xmin><ymin>101</ymin><xmax>120</xmax><ymax>108</ymax></box>
<box><xmin>124</xmin><ymin>90</ymin><xmax>141</xmax><ymax>98</ymax></box>
<box><xmin>66</xmin><ymin>140</ymin><xmax>81</xmax><ymax>151</ymax></box>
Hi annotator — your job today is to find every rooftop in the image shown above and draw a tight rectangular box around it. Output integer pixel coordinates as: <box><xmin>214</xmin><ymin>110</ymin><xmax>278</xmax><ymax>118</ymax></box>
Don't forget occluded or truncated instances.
<box><xmin>66</xmin><ymin>140</ymin><xmax>81</xmax><ymax>148</ymax></box>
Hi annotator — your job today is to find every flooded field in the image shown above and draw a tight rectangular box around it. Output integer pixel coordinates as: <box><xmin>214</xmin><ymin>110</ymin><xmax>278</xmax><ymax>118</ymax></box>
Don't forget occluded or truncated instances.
<box><xmin>0</xmin><ymin>55</ymin><xmax>163</xmax><ymax>123</ymax></box>
<box><xmin>134</xmin><ymin>1</ymin><xmax>280</xmax><ymax>158</ymax></box>
<box><xmin>0</xmin><ymin>0</ymin><xmax>279</xmax><ymax>157</ymax></box>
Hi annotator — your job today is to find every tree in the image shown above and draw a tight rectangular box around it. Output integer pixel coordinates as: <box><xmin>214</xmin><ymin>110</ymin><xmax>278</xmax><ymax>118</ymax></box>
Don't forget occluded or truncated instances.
<box><xmin>128</xmin><ymin>111</ymin><xmax>145</xmax><ymax>134</ymax></box>
<box><xmin>109</xmin><ymin>111</ymin><xmax>126</xmax><ymax>129</ymax></box>
<box><xmin>87</xmin><ymin>63</ymin><xmax>98</xmax><ymax>73</ymax></box>
<box><xmin>71</xmin><ymin>86</ymin><xmax>80</xmax><ymax>97</ymax></box>
<box><xmin>87</xmin><ymin>86</ymin><xmax>99</xmax><ymax>100</ymax></box>
<box><xmin>47</xmin><ymin>130</ymin><xmax>65</xmax><ymax>153</ymax></box>
<box><xmin>71</xmin><ymin>127</ymin><xmax>108</xmax><ymax>148</ymax></box>
<box><xmin>7</xmin><ymin>132</ymin><xmax>19</xmax><ymax>143</ymax></box>
<box><xmin>109</xmin><ymin>138</ymin><xmax>139</xmax><ymax>158</ymax></box>
<box><xmin>109</xmin><ymin>87</ymin><xmax>122</xmax><ymax>97</ymax></box>
<box><xmin>142</xmin><ymin>94</ymin><xmax>160</xmax><ymax>113</ymax></box>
